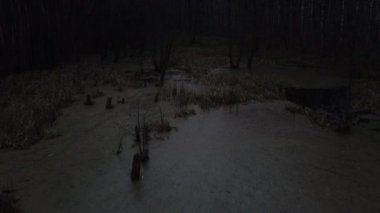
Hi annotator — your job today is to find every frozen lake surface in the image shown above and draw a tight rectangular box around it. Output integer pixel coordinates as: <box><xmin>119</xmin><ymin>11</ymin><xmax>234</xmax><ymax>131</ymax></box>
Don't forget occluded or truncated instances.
<box><xmin>1</xmin><ymin>86</ymin><xmax>379</xmax><ymax>212</ymax></box>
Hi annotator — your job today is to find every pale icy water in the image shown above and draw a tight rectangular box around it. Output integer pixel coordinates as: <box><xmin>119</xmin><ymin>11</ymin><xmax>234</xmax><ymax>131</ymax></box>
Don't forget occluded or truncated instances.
<box><xmin>1</xmin><ymin>91</ymin><xmax>379</xmax><ymax>212</ymax></box>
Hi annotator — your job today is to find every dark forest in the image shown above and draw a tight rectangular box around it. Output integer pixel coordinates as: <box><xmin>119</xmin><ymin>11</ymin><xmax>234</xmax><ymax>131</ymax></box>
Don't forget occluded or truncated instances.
<box><xmin>1</xmin><ymin>0</ymin><xmax>379</xmax><ymax>73</ymax></box>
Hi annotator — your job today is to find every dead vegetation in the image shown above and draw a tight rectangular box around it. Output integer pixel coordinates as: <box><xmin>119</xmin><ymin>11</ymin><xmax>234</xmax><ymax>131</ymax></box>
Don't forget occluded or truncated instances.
<box><xmin>174</xmin><ymin>108</ymin><xmax>196</xmax><ymax>119</ymax></box>
<box><xmin>152</xmin><ymin>108</ymin><xmax>175</xmax><ymax>133</ymax></box>
<box><xmin>0</xmin><ymin>57</ymin><xmax>146</xmax><ymax>149</ymax></box>
<box><xmin>169</xmin><ymin>72</ymin><xmax>284</xmax><ymax>111</ymax></box>
<box><xmin>172</xmin><ymin>42</ymin><xmax>229</xmax><ymax>76</ymax></box>
<box><xmin>0</xmin><ymin>71</ymin><xmax>79</xmax><ymax>149</ymax></box>
<box><xmin>92</xmin><ymin>89</ymin><xmax>104</xmax><ymax>98</ymax></box>
<box><xmin>0</xmin><ymin>43</ymin><xmax>284</xmax><ymax>150</ymax></box>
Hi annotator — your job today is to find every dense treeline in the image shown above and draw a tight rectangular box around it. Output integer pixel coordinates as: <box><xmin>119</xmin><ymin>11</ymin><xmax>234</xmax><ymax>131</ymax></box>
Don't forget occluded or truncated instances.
<box><xmin>1</xmin><ymin>0</ymin><xmax>379</xmax><ymax>75</ymax></box>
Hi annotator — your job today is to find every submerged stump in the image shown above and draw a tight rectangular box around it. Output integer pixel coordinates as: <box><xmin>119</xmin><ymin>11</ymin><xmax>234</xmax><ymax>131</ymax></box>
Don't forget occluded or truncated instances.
<box><xmin>117</xmin><ymin>97</ymin><xmax>126</xmax><ymax>104</ymax></box>
<box><xmin>130</xmin><ymin>153</ymin><xmax>141</xmax><ymax>181</ymax></box>
<box><xmin>172</xmin><ymin>86</ymin><xmax>177</xmax><ymax>98</ymax></box>
<box><xmin>134</xmin><ymin>126</ymin><xmax>141</xmax><ymax>143</ymax></box>
<box><xmin>84</xmin><ymin>94</ymin><xmax>94</xmax><ymax>106</ymax></box>
<box><xmin>106</xmin><ymin>97</ymin><xmax>113</xmax><ymax>109</ymax></box>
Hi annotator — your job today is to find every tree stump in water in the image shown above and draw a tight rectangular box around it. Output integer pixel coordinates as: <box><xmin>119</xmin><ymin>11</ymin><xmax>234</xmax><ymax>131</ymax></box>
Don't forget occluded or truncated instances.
<box><xmin>84</xmin><ymin>94</ymin><xmax>94</xmax><ymax>106</ymax></box>
<box><xmin>106</xmin><ymin>97</ymin><xmax>113</xmax><ymax>109</ymax></box>
<box><xmin>130</xmin><ymin>153</ymin><xmax>141</xmax><ymax>181</ymax></box>
<box><xmin>154</xmin><ymin>94</ymin><xmax>159</xmax><ymax>103</ymax></box>
<box><xmin>172</xmin><ymin>85</ymin><xmax>177</xmax><ymax>98</ymax></box>
<box><xmin>117</xmin><ymin>97</ymin><xmax>125</xmax><ymax>104</ymax></box>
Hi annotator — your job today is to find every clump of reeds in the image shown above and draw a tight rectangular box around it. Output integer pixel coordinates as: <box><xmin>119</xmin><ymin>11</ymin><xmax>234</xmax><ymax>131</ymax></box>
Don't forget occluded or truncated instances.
<box><xmin>130</xmin><ymin>153</ymin><xmax>141</xmax><ymax>181</ymax></box>
<box><xmin>171</xmin><ymin>73</ymin><xmax>284</xmax><ymax>112</ymax></box>
<box><xmin>84</xmin><ymin>95</ymin><xmax>94</xmax><ymax>106</ymax></box>
<box><xmin>0</xmin><ymin>70</ymin><xmax>81</xmax><ymax>149</ymax></box>
<box><xmin>105</xmin><ymin>97</ymin><xmax>114</xmax><ymax>109</ymax></box>
<box><xmin>92</xmin><ymin>89</ymin><xmax>104</xmax><ymax>98</ymax></box>
<box><xmin>174</xmin><ymin>108</ymin><xmax>196</xmax><ymax>118</ymax></box>
<box><xmin>152</xmin><ymin>108</ymin><xmax>174</xmax><ymax>133</ymax></box>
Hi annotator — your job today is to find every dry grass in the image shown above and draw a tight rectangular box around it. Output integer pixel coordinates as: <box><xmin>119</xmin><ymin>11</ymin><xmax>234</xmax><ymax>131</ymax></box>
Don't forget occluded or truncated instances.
<box><xmin>174</xmin><ymin>108</ymin><xmax>196</xmax><ymax>118</ymax></box>
<box><xmin>152</xmin><ymin>108</ymin><xmax>174</xmax><ymax>133</ymax></box>
<box><xmin>0</xmin><ymin>57</ymin><xmax>140</xmax><ymax>149</ymax></box>
<box><xmin>174</xmin><ymin>72</ymin><xmax>284</xmax><ymax>111</ymax></box>
<box><xmin>0</xmin><ymin>71</ymin><xmax>81</xmax><ymax>149</ymax></box>
<box><xmin>172</xmin><ymin>44</ymin><xmax>229</xmax><ymax>75</ymax></box>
